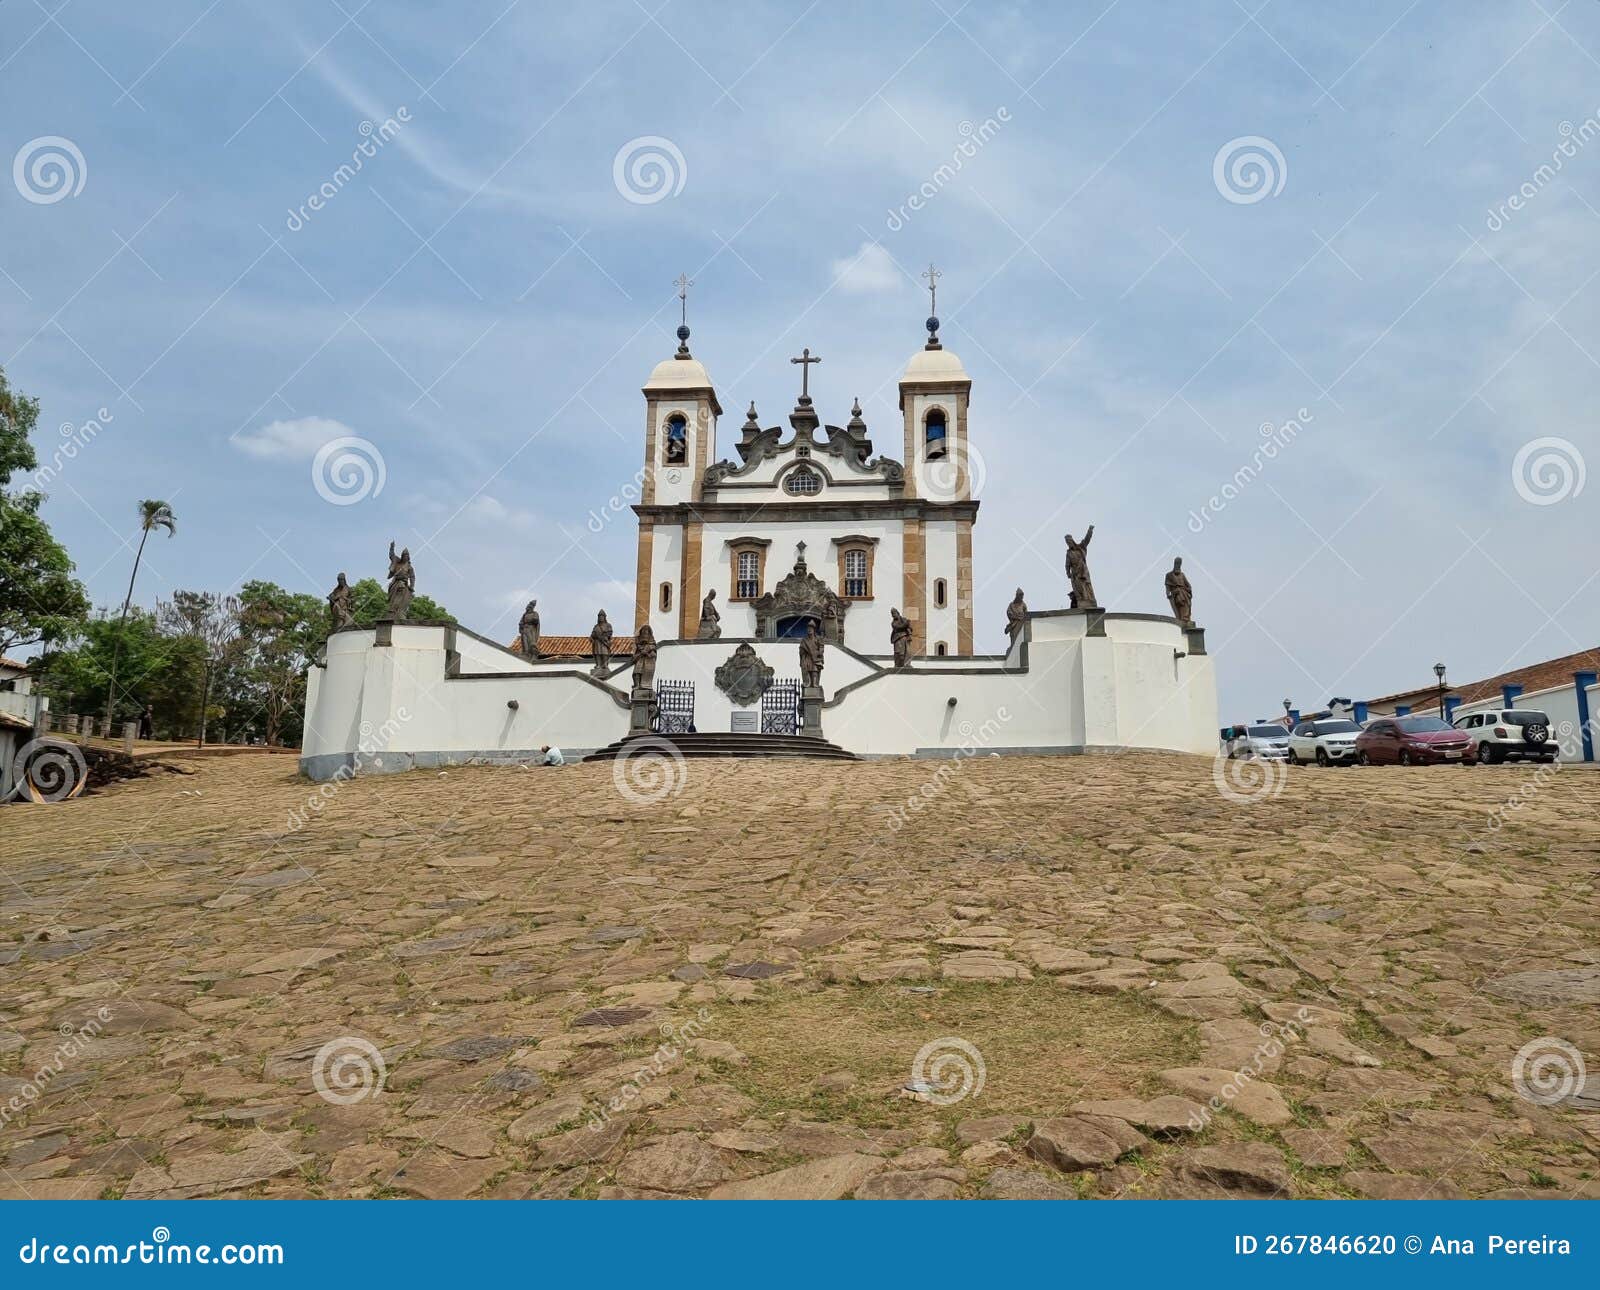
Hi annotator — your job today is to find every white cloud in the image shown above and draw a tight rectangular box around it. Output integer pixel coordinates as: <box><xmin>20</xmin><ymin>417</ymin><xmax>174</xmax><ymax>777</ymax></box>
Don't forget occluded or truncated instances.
<box><xmin>463</xmin><ymin>494</ymin><xmax>539</xmax><ymax>533</ymax></box>
<box><xmin>831</xmin><ymin>241</ymin><xmax>903</xmax><ymax>294</ymax></box>
<box><xmin>235</xmin><ymin>416</ymin><xmax>355</xmax><ymax>460</ymax></box>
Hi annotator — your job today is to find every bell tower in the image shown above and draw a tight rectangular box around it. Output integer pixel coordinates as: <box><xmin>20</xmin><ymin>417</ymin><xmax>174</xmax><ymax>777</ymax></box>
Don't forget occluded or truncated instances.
<box><xmin>897</xmin><ymin>265</ymin><xmax>976</xmax><ymax>654</ymax></box>
<box><xmin>637</xmin><ymin>274</ymin><xmax>722</xmax><ymax>638</ymax></box>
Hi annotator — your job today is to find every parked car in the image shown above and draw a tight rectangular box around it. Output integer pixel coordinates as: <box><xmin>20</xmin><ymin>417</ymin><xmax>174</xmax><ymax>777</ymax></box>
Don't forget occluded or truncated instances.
<box><xmin>1355</xmin><ymin>715</ymin><xmax>1476</xmax><ymax>766</ymax></box>
<box><xmin>1452</xmin><ymin>708</ymin><xmax>1557</xmax><ymax>764</ymax></box>
<box><xmin>1287</xmin><ymin>718</ymin><xmax>1362</xmax><ymax>766</ymax></box>
<box><xmin>1226</xmin><ymin>723</ymin><xmax>1291</xmax><ymax>760</ymax></box>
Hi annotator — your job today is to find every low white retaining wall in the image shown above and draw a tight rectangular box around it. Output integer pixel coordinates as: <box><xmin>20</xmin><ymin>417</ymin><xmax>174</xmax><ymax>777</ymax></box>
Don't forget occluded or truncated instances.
<box><xmin>299</xmin><ymin>611</ymin><xmax>1218</xmax><ymax>780</ymax></box>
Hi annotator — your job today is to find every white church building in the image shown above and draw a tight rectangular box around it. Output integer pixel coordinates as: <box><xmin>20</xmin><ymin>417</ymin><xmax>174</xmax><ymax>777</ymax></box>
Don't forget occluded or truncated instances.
<box><xmin>301</xmin><ymin>297</ymin><xmax>1218</xmax><ymax>778</ymax></box>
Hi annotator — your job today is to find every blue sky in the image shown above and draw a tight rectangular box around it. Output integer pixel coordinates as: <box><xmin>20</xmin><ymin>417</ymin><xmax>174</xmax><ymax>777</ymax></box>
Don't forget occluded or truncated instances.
<box><xmin>2</xmin><ymin>0</ymin><xmax>1597</xmax><ymax>718</ymax></box>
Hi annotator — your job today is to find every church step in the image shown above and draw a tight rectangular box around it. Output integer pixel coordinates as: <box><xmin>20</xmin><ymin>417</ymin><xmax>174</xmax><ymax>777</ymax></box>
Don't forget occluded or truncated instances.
<box><xmin>583</xmin><ymin>732</ymin><xmax>858</xmax><ymax>761</ymax></box>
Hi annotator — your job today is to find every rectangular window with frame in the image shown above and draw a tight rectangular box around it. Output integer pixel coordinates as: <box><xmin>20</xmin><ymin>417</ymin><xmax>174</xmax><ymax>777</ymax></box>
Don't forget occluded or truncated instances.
<box><xmin>843</xmin><ymin>548</ymin><xmax>869</xmax><ymax>598</ymax></box>
<box><xmin>735</xmin><ymin>550</ymin><xmax>760</xmax><ymax>599</ymax></box>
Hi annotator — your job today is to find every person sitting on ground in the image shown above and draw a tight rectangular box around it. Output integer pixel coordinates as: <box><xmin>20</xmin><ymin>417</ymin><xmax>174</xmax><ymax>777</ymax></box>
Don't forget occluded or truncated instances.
<box><xmin>539</xmin><ymin>744</ymin><xmax>564</xmax><ymax>766</ymax></box>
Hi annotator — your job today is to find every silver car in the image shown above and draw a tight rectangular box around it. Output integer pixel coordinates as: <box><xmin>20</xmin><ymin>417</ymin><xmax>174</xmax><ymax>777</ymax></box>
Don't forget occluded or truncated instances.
<box><xmin>1226</xmin><ymin>723</ymin><xmax>1291</xmax><ymax>760</ymax></box>
<box><xmin>1288</xmin><ymin>718</ymin><xmax>1362</xmax><ymax>766</ymax></box>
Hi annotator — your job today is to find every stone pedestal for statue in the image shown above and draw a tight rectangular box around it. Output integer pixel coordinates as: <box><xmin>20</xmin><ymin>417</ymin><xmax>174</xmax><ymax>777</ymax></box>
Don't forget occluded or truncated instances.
<box><xmin>1084</xmin><ymin>608</ymin><xmax>1106</xmax><ymax>638</ymax></box>
<box><xmin>629</xmin><ymin>686</ymin><xmax>656</xmax><ymax>734</ymax></box>
<box><xmin>1183</xmin><ymin>626</ymin><xmax>1207</xmax><ymax>656</ymax></box>
<box><xmin>801</xmin><ymin>685</ymin><xmax>823</xmax><ymax>738</ymax></box>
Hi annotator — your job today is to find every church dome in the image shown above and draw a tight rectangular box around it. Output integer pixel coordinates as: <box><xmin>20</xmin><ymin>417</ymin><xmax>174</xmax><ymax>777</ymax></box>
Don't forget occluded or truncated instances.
<box><xmin>900</xmin><ymin>346</ymin><xmax>970</xmax><ymax>384</ymax></box>
<box><xmin>645</xmin><ymin>354</ymin><xmax>715</xmax><ymax>391</ymax></box>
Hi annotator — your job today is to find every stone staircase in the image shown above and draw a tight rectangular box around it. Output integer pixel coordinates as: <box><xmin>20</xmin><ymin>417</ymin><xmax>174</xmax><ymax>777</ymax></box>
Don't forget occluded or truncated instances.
<box><xmin>584</xmin><ymin>731</ymin><xmax>858</xmax><ymax>762</ymax></box>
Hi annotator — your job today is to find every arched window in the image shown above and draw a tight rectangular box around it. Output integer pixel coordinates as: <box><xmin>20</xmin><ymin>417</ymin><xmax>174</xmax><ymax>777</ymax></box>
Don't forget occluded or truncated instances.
<box><xmin>734</xmin><ymin>549</ymin><xmax>761</xmax><ymax>599</ymax></box>
<box><xmin>784</xmin><ymin>467</ymin><xmax>821</xmax><ymax>495</ymax></box>
<box><xmin>925</xmin><ymin>408</ymin><xmax>948</xmax><ymax>459</ymax></box>
<box><xmin>935</xmin><ymin>641</ymin><xmax>948</xmax><ymax>657</ymax></box>
<box><xmin>659</xmin><ymin>582</ymin><xmax>672</xmax><ymax>612</ymax></box>
<box><xmin>934</xmin><ymin>577</ymin><xmax>948</xmax><ymax>608</ymax></box>
<box><xmin>664</xmin><ymin>414</ymin><xmax>687</xmax><ymax>464</ymax></box>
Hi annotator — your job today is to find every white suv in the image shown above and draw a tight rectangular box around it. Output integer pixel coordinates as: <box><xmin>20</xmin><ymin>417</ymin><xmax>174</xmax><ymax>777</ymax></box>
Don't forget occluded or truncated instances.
<box><xmin>1287</xmin><ymin>718</ymin><xmax>1362</xmax><ymax>766</ymax></box>
<box><xmin>1452</xmin><ymin>709</ymin><xmax>1558</xmax><ymax>764</ymax></box>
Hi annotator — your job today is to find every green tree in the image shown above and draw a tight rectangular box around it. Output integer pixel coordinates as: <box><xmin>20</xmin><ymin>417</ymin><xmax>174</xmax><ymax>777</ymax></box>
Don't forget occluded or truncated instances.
<box><xmin>34</xmin><ymin>611</ymin><xmax>204</xmax><ymax>738</ymax></box>
<box><xmin>157</xmin><ymin>590</ymin><xmax>242</xmax><ymax>747</ymax></box>
<box><xmin>235</xmin><ymin>580</ymin><xmax>324</xmax><ymax>746</ymax></box>
<box><xmin>0</xmin><ymin>365</ymin><xmax>90</xmax><ymax>654</ymax></box>
<box><xmin>104</xmin><ymin>500</ymin><xmax>176</xmax><ymax>727</ymax></box>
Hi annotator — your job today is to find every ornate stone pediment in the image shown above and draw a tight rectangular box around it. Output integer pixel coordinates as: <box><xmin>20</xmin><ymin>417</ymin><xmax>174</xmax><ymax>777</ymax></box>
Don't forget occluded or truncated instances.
<box><xmin>751</xmin><ymin>548</ymin><xmax>848</xmax><ymax>643</ymax></box>
<box><xmin>714</xmin><ymin>642</ymin><xmax>774</xmax><ymax>706</ymax></box>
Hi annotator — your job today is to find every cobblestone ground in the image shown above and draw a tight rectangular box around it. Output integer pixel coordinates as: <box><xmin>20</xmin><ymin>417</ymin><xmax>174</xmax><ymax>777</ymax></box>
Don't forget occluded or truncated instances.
<box><xmin>2</xmin><ymin>750</ymin><xmax>1597</xmax><ymax>1200</ymax></box>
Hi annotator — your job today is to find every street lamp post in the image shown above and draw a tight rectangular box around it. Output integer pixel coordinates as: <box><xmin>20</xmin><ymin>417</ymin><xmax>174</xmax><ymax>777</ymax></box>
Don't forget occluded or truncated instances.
<box><xmin>1433</xmin><ymin>662</ymin><xmax>1447</xmax><ymax>720</ymax></box>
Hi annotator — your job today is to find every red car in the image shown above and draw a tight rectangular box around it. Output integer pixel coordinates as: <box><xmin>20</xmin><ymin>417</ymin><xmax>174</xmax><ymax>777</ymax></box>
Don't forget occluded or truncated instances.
<box><xmin>1355</xmin><ymin>715</ymin><xmax>1476</xmax><ymax>766</ymax></box>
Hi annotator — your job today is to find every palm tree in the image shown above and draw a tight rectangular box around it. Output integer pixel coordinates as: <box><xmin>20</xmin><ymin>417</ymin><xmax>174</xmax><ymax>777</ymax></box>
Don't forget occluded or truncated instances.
<box><xmin>103</xmin><ymin>500</ymin><xmax>176</xmax><ymax>733</ymax></box>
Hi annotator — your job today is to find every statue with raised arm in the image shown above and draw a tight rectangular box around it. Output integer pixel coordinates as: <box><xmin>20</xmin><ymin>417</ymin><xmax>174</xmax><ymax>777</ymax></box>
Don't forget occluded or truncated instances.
<box><xmin>385</xmin><ymin>542</ymin><xmax>415</xmax><ymax>620</ymax></box>
<box><xmin>697</xmin><ymin>588</ymin><xmax>722</xmax><ymax>640</ymax></box>
<box><xmin>328</xmin><ymin>572</ymin><xmax>354</xmax><ymax>632</ymax></box>
<box><xmin>518</xmin><ymin>599</ymin><xmax>541</xmax><ymax>655</ymax></box>
<box><xmin>890</xmin><ymin>608</ymin><xmax>914</xmax><ymax>668</ymax></box>
<box><xmin>590</xmin><ymin>610</ymin><xmax>614</xmax><ymax>673</ymax></box>
<box><xmin>1165</xmin><ymin>558</ymin><xmax>1194</xmax><ymax>626</ymax></box>
<box><xmin>632</xmin><ymin>623</ymin><xmax>657</xmax><ymax>690</ymax></box>
<box><xmin>800</xmin><ymin>620</ymin><xmax>825</xmax><ymax>688</ymax></box>
<box><xmin>1005</xmin><ymin>587</ymin><xmax>1027</xmax><ymax>647</ymax></box>
<box><xmin>1064</xmin><ymin>525</ymin><xmax>1098</xmax><ymax>610</ymax></box>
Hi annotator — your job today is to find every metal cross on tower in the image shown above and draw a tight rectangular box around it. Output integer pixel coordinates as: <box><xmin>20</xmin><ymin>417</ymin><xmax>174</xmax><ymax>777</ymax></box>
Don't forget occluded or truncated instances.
<box><xmin>790</xmin><ymin>347</ymin><xmax>821</xmax><ymax>402</ymax></box>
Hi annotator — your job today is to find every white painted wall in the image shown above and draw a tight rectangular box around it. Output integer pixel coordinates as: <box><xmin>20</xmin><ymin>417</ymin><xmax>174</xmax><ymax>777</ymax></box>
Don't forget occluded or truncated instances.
<box><xmin>923</xmin><ymin>518</ymin><xmax>959</xmax><ymax>652</ymax></box>
<box><xmin>299</xmin><ymin>611</ymin><xmax>1218</xmax><ymax>777</ymax></box>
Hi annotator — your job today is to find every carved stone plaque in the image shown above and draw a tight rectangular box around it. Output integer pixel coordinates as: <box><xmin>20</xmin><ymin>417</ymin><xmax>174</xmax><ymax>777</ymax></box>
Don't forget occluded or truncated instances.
<box><xmin>714</xmin><ymin>643</ymin><xmax>774</xmax><ymax>706</ymax></box>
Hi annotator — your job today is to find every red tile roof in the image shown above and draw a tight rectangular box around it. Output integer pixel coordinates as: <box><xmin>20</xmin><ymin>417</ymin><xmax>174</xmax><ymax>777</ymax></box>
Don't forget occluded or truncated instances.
<box><xmin>1366</xmin><ymin>645</ymin><xmax>1600</xmax><ymax>710</ymax></box>
<box><xmin>509</xmin><ymin>635</ymin><xmax>635</xmax><ymax>659</ymax></box>
<box><xmin>0</xmin><ymin>656</ymin><xmax>32</xmax><ymax>672</ymax></box>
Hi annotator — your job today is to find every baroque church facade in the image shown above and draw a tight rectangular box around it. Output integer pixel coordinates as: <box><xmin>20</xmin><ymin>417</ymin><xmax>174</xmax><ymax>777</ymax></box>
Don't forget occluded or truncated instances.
<box><xmin>635</xmin><ymin>310</ymin><xmax>976</xmax><ymax>658</ymax></box>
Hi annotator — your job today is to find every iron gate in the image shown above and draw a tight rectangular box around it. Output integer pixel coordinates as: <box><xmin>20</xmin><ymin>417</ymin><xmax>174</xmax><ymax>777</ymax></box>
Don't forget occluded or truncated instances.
<box><xmin>761</xmin><ymin>678</ymin><xmax>801</xmax><ymax>735</ymax></box>
<box><xmin>653</xmin><ymin>680</ymin><xmax>695</xmax><ymax>734</ymax></box>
